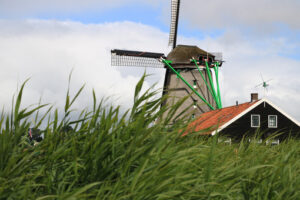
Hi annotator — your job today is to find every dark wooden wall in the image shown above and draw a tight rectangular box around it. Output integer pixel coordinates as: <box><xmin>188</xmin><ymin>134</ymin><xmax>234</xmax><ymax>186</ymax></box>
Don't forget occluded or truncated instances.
<box><xmin>221</xmin><ymin>102</ymin><xmax>300</xmax><ymax>140</ymax></box>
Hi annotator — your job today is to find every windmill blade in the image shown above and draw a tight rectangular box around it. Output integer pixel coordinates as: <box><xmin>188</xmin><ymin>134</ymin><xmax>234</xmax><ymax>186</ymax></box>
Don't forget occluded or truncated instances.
<box><xmin>168</xmin><ymin>0</ymin><xmax>181</xmax><ymax>49</ymax></box>
<box><xmin>111</xmin><ymin>49</ymin><xmax>165</xmax><ymax>68</ymax></box>
<box><xmin>265</xmin><ymin>79</ymin><xmax>272</xmax><ymax>83</ymax></box>
<box><xmin>255</xmin><ymin>83</ymin><xmax>264</xmax><ymax>88</ymax></box>
<box><xmin>260</xmin><ymin>73</ymin><xmax>265</xmax><ymax>82</ymax></box>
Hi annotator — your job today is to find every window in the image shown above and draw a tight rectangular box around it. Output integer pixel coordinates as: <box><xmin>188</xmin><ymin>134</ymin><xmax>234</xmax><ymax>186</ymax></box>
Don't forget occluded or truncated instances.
<box><xmin>218</xmin><ymin>138</ymin><xmax>232</xmax><ymax>145</ymax></box>
<box><xmin>191</xmin><ymin>114</ymin><xmax>195</xmax><ymax>119</ymax></box>
<box><xmin>193</xmin><ymin>80</ymin><xmax>197</xmax><ymax>88</ymax></box>
<box><xmin>266</xmin><ymin>139</ymin><xmax>280</xmax><ymax>145</ymax></box>
<box><xmin>248</xmin><ymin>139</ymin><xmax>262</xmax><ymax>143</ymax></box>
<box><xmin>193</xmin><ymin>100</ymin><xmax>197</xmax><ymax>109</ymax></box>
<box><xmin>268</xmin><ymin>115</ymin><xmax>277</xmax><ymax>128</ymax></box>
<box><xmin>251</xmin><ymin>114</ymin><xmax>260</xmax><ymax>127</ymax></box>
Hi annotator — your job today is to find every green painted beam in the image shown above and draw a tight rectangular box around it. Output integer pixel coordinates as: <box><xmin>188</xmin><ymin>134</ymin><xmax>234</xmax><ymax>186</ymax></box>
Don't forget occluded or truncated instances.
<box><xmin>191</xmin><ymin>59</ymin><xmax>219</xmax><ymax>108</ymax></box>
<box><xmin>205</xmin><ymin>61</ymin><xmax>221</xmax><ymax>109</ymax></box>
<box><xmin>214</xmin><ymin>62</ymin><xmax>222</xmax><ymax>108</ymax></box>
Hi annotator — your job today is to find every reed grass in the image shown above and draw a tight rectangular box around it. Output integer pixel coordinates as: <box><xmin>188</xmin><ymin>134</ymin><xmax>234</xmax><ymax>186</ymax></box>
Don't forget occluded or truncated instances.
<box><xmin>0</xmin><ymin>75</ymin><xmax>300</xmax><ymax>199</ymax></box>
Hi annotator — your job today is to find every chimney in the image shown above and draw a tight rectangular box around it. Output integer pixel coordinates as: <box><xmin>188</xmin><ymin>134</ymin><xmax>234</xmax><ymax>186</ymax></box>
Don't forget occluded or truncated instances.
<box><xmin>251</xmin><ymin>93</ymin><xmax>258</xmax><ymax>102</ymax></box>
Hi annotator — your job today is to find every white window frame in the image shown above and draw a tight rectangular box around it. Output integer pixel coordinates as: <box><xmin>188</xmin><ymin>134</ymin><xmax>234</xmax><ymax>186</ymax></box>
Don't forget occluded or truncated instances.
<box><xmin>266</xmin><ymin>139</ymin><xmax>280</xmax><ymax>145</ymax></box>
<box><xmin>268</xmin><ymin>115</ymin><xmax>278</xmax><ymax>128</ymax></box>
<box><xmin>218</xmin><ymin>138</ymin><xmax>232</xmax><ymax>145</ymax></box>
<box><xmin>251</xmin><ymin>114</ymin><xmax>260</xmax><ymax>127</ymax></box>
<box><xmin>193</xmin><ymin>100</ymin><xmax>197</xmax><ymax>109</ymax></box>
<box><xmin>248</xmin><ymin>138</ymin><xmax>263</xmax><ymax>143</ymax></box>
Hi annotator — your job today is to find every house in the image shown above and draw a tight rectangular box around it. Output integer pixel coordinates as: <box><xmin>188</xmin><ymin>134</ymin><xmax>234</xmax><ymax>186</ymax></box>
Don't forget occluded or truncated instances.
<box><xmin>185</xmin><ymin>93</ymin><xmax>300</xmax><ymax>142</ymax></box>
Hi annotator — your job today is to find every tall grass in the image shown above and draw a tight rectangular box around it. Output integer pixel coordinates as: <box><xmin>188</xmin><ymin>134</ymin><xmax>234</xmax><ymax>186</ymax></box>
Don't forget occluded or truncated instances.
<box><xmin>0</xmin><ymin>75</ymin><xmax>300</xmax><ymax>199</ymax></box>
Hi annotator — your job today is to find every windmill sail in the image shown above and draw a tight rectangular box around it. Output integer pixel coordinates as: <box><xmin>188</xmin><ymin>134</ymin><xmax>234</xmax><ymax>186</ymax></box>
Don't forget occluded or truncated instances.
<box><xmin>111</xmin><ymin>49</ymin><xmax>165</xmax><ymax>68</ymax></box>
<box><xmin>111</xmin><ymin>0</ymin><xmax>181</xmax><ymax>68</ymax></box>
<box><xmin>168</xmin><ymin>0</ymin><xmax>180</xmax><ymax>49</ymax></box>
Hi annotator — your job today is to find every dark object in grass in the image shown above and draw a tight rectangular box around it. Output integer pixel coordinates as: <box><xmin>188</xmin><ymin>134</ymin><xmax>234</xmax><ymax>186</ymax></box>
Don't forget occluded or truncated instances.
<box><xmin>28</xmin><ymin>128</ymin><xmax>43</xmax><ymax>142</ymax></box>
<box><xmin>61</xmin><ymin>125</ymin><xmax>73</xmax><ymax>133</ymax></box>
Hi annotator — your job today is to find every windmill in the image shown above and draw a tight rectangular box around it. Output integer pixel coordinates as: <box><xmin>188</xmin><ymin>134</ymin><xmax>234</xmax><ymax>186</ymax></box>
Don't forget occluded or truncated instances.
<box><xmin>111</xmin><ymin>0</ymin><xmax>224</xmax><ymax>121</ymax></box>
<box><xmin>255</xmin><ymin>73</ymin><xmax>272</xmax><ymax>96</ymax></box>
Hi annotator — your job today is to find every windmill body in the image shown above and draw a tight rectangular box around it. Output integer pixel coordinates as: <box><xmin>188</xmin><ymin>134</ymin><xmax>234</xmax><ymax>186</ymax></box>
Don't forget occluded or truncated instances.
<box><xmin>163</xmin><ymin>45</ymin><xmax>217</xmax><ymax>119</ymax></box>
<box><xmin>111</xmin><ymin>0</ymin><xmax>223</xmax><ymax>121</ymax></box>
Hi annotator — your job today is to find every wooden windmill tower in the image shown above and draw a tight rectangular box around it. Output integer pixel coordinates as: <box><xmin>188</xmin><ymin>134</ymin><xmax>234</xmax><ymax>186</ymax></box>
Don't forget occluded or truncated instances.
<box><xmin>111</xmin><ymin>0</ymin><xmax>223</xmax><ymax>121</ymax></box>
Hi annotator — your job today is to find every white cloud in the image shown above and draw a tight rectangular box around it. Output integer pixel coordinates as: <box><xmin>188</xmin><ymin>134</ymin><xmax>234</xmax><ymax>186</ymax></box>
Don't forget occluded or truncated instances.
<box><xmin>0</xmin><ymin>19</ymin><xmax>168</xmax><ymax>116</ymax></box>
<box><xmin>181</xmin><ymin>0</ymin><xmax>300</xmax><ymax>31</ymax></box>
<box><xmin>0</xmin><ymin>19</ymin><xmax>299</xmax><ymax>123</ymax></box>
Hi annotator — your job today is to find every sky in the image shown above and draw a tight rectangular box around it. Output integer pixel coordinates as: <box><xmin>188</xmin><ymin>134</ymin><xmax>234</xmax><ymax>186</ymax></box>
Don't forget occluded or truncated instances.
<box><xmin>0</xmin><ymin>0</ymin><xmax>300</xmax><ymax>121</ymax></box>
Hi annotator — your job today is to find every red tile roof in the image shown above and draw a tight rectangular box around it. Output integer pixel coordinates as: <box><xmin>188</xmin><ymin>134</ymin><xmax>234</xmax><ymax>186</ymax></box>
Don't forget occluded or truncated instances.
<box><xmin>184</xmin><ymin>101</ymin><xmax>258</xmax><ymax>136</ymax></box>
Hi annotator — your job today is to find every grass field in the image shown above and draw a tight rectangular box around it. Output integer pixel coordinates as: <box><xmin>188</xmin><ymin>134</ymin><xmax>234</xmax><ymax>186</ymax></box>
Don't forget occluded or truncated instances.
<box><xmin>1</xmin><ymin>76</ymin><xmax>300</xmax><ymax>199</ymax></box>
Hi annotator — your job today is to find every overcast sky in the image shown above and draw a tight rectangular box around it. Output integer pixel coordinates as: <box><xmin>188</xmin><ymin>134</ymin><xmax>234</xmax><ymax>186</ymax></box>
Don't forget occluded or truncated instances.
<box><xmin>0</xmin><ymin>0</ymin><xmax>300</xmax><ymax>121</ymax></box>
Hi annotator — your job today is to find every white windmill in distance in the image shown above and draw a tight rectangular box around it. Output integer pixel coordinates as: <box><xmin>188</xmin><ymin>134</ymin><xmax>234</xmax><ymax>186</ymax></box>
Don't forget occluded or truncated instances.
<box><xmin>255</xmin><ymin>73</ymin><xmax>272</xmax><ymax>97</ymax></box>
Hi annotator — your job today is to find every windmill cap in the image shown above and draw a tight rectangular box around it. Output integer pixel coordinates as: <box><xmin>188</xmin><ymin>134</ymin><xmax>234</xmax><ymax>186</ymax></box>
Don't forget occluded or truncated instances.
<box><xmin>167</xmin><ymin>45</ymin><xmax>215</xmax><ymax>64</ymax></box>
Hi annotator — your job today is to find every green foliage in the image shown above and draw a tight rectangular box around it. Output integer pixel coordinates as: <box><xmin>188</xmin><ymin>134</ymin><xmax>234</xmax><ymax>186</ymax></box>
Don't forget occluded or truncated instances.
<box><xmin>0</xmin><ymin>75</ymin><xmax>300</xmax><ymax>199</ymax></box>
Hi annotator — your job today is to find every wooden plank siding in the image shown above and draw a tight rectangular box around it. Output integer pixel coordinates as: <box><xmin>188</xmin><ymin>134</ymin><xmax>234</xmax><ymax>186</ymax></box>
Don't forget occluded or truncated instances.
<box><xmin>220</xmin><ymin>102</ymin><xmax>300</xmax><ymax>141</ymax></box>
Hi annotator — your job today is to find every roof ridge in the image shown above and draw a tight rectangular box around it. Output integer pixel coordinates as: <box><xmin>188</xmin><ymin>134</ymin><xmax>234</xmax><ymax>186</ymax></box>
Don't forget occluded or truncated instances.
<box><xmin>196</xmin><ymin>102</ymin><xmax>249</xmax><ymax>117</ymax></box>
<box><xmin>221</xmin><ymin>101</ymin><xmax>255</xmax><ymax>109</ymax></box>
<box><xmin>186</xmin><ymin>100</ymin><xmax>261</xmax><ymax>136</ymax></box>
